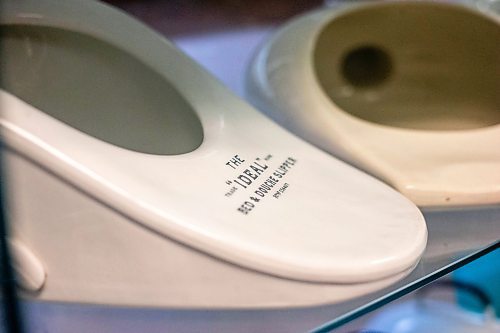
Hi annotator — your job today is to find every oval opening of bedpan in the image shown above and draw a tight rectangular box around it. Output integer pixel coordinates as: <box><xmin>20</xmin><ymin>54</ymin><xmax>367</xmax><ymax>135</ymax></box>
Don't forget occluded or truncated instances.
<box><xmin>1</xmin><ymin>25</ymin><xmax>203</xmax><ymax>155</ymax></box>
<box><xmin>314</xmin><ymin>3</ymin><xmax>500</xmax><ymax>131</ymax></box>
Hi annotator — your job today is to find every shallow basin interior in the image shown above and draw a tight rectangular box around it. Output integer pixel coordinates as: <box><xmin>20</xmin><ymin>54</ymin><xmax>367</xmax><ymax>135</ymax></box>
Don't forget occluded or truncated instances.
<box><xmin>0</xmin><ymin>25</ymin><xmax>203</xmax><ymax>154</ymax></box>
<box><xmin>314</xmin><ymin>3</ymin><xmax>500</xmax><ymax>130</ymax></box>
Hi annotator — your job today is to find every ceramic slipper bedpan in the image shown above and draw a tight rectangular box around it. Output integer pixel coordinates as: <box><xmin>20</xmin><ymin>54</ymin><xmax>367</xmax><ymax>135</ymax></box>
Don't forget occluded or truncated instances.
<box><xmin>0</xmin><ymin>0</ymin><xmax>426</xmax><ymax>308</ymax></box>
<box><xmin>247</xmin><ymin>0</ymin><xmax>500</xmax><ymax>207</ymax></box>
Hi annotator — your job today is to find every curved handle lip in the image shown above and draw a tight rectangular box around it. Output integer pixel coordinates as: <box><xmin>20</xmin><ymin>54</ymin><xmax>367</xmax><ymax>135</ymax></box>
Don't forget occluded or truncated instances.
<box><xmin>8</xmin><ymin>238</ymin><xmax>46</xmax><ymax>292</ymax></box>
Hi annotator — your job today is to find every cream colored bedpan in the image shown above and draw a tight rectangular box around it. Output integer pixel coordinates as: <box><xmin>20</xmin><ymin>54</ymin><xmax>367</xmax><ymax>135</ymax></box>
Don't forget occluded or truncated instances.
<box><xmin>247</xmin><ymin>1</ymin><xmax>500</xmax><ymax>207</ymax></box>
<box><xmin>0</xmin><ymin>0</ymin><xmax>427</xmax><ymax>308</ymax></box>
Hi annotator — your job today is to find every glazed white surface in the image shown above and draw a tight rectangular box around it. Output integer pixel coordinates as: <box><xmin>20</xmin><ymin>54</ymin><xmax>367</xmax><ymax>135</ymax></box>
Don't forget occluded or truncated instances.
<box><xmin>1</xmin><ymin>0</ymin><xmax>426</xmax><ymax>307</ymax></box>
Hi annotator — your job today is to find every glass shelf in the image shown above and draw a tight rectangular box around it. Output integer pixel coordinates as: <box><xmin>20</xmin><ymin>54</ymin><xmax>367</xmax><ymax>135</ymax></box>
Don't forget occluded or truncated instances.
<box><xmin>310</xmin><ymin>206</ymin><xmax>500</xmax><ymax>332</ymax></box>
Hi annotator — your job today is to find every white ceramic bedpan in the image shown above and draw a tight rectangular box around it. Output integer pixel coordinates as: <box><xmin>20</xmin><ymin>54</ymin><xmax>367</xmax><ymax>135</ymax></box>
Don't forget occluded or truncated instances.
<box><xmin>247</xmin><ymin>1</ymin><xmax>500</xmax><ymax>207</ymax></box>
<box><xmin>0</xmin><ymin>0</ymin><xmax>426</xmax><ymax>308</ymax></box>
